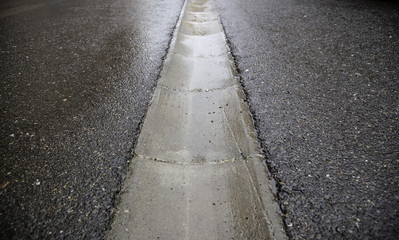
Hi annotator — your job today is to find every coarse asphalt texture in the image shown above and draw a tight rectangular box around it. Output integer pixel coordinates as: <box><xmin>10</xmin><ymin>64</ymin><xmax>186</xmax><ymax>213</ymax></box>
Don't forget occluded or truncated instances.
<box><xmin>214</xmin><ymin>0</ymin><xmax>399</xmax><ymax>239</ymax></box>
<box><xmin>0</xmin><ymin>0</ymin><xmax>184</xmax><ymax>238</ymax></box>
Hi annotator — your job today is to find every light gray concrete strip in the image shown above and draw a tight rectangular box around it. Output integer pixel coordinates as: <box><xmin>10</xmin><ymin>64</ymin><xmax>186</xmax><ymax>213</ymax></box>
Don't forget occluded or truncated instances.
<box><xmin>187</xmin><ymin>2</ymin><xmax>214</xmax><ymax>12</ymax></box>
<box><xmin>108</xmin><ymin>157</ymin><xmax>271</xmax><ymax>240</ymax></box>
<box><xmin>134</xmin><ymin>87</ymin><xmax>259</xmax><ymax>164</ymax></box>
<box><xmin>172</xmin><ymin>33</ymin><xmax>228</xmax><ymax>57</ymax></box>
<box><xmin>158</xmin><ymin>55</ymin><xmax>239</xmax><ymax>91</ymax></box>
<box><xmin>182</xmin><ymin>11</ymin><xmax>219</xmax><ymax>22</ymax></box>
<box><xmin>108</xmin><ymin>0</ymin><xmax>287</xmax><ymax>239</ymax></box>
<box><xmin>180</xmin><ymin>20</ymin><xmax>223</xmax><ymax>35</ymax></box>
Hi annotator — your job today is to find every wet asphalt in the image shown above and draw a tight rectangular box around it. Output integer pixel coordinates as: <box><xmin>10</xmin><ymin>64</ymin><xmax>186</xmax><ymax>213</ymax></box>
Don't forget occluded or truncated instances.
<box><xmin>1</xmin><ymin>0</ymin><xmax>398</xmax><ymax>239</ymax></box>
<box><xmin>215</xmin><ymin>0</ymin><xmax>399</xmax><ymax>239</ymax></box>
<box><xmin>0</xmin><ymin>0</ymin><xmax>184</xmax><ymax>238</ymax></box>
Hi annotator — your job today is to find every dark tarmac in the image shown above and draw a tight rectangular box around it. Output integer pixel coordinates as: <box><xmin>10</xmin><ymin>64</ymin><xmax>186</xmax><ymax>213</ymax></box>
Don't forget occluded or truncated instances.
<box><xmin>0</xmin><ymin>0</ymin><xmax>183</xmax><ymax>238</ymax></box>
<box><xmin>215</xmin><ymin>0</ymin><xmax>399</xmax><ymax>239</ymax></box>
<box><xmin>1</xmin><ymin>0</ymin><xmax>398</xmax><ymax>239</ymax></box>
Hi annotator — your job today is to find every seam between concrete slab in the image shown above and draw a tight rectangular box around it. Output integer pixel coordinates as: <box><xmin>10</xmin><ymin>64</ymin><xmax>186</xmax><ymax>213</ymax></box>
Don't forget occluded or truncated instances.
<box><xmin>169</xmin><ymin>51</ymin><xmax>228</xmax><ymax>59</ymax></box>
<box><xmin>135</xmin><ymin>154</ymin><xmax>237</xmax><ymax>165</ymax></box>
<box><xmin>156</xmin><ymin>84</ymin><xmax>240</xmax><ymax>93</ymax></box>
<box><xmin>135</xmin><ymin>153</ymin><xmax>267</xmax><ymax>166</ymax></box>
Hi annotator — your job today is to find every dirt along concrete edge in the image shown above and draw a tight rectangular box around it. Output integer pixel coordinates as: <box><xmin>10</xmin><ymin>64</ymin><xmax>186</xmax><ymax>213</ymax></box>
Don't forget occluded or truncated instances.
<box><xmin>107</xmin><ymin>0</ymin><xmax>287</xmax><ymax>239</ymax></box>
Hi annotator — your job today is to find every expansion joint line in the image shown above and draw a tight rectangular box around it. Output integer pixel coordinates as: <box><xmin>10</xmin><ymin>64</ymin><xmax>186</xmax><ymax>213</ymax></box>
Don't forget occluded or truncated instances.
<box><xmin>156</xmin><ymin>84</ymin><xmax>240</xmax><ymax>93</ymax></box>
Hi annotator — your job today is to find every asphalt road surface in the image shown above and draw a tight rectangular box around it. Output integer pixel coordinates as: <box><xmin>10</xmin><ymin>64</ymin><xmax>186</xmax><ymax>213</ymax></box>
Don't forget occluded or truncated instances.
<box><xmin>0</xmin><ymin>0</ymin><xmax>184</xmax><ymax>238</ymax></box>
<box><xmin>1</xmin><ymin>0</ymin><xmax>398</xmax><ymax>239</ymax></box>
<box><xmin>215</xmin><ymin>0</ymin><xmax>399</xmax><ymax>239</ymax></box>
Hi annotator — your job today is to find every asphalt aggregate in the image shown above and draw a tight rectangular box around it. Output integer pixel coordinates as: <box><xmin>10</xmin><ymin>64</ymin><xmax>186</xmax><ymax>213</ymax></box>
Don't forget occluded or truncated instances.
<box><xmin>0</xmin><ymin>0</ymin><xmax>184</xmax><ymax>238</ymax></box>
<box><xmin>215</xmin><ymin>0</ymin><xmax>399</xmax><ymax>239</ymax></box>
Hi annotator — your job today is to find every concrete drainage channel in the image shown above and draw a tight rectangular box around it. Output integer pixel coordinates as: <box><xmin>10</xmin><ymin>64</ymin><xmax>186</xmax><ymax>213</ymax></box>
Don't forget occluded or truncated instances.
<box><xmin>108</xmin><ymin>0</ymin><xmax>286</xmax><ymax>239</ymax></box>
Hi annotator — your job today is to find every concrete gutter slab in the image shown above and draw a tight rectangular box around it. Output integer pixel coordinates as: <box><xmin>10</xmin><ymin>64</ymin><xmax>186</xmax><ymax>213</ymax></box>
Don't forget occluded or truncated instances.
<box><xmin>158</xmin><ymin>55</ymin><xmax>238</xmax><ymax>91</ymax></box>
<box><xmin>187</xmin><ymin>2</ymin><xmax>214</xmax><ymax>13</ymax></box>
<box><xmin>135</xmin><ymin>87</ymin><xmax>259</xmax><ymax>164</ymax></box>
<box><xmin>180</xmin><ymin>21</ymin><xmax>223</xmax><ymax>35</ymax></box>
<box><xmin>182</xmin><ymin>11</ymin><xmax>218</xmax><ymax>22</ymax></box>
<box><xmin>172</xmin><ymin>33</ymin><xmax>228</xmax><ymax>57</ymax></box>
<box><xmin>108</xmin><ymin>0</ymin><xmax>287</xmax><ymax>239</ymax></box>
<box><xmin>107</xmin><ymin>157</ymin><xmax>271</xmax><ymax>240</ymax></box>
